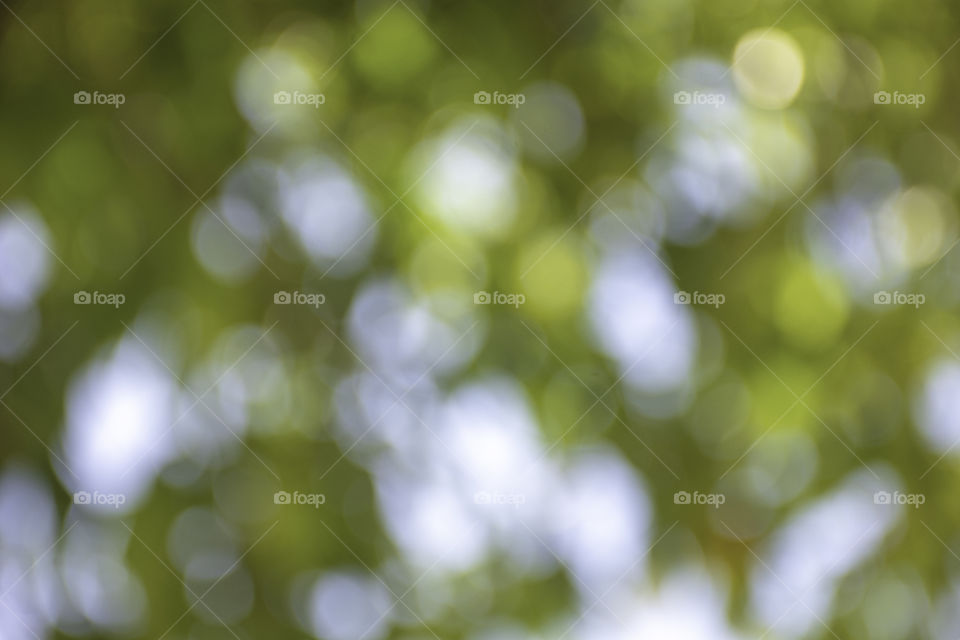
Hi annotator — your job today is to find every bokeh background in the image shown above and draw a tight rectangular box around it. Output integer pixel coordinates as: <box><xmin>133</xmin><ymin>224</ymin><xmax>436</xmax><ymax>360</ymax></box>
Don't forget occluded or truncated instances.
<box><xmin>1</xmin><ymin>0</ymin><xmax>960</xmax><ymax>638</ymax></box>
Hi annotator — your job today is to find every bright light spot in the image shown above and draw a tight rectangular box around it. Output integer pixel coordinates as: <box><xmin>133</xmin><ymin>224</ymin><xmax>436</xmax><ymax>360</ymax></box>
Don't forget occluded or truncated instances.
<box><xmin>588</xmin><ymin>251</ymin><xmax>696</xmax><ymax>396</ymax></box>
<box><xmin>548</xmin><ymin>449</ymin><xmax>651</xmax><ymax>594</ymax></box>
<box><xmin>376</xmin><ymin>472</ymin><xmax>489</xmax><ymax>572</ymax></box>
<box><xmin>914</xmin><ymin>359</ymin><xmax>960</xmax><ymax>455</ymax></box>
<box><xmin>671</xmin><ymin>129</ymin><xmax>758</xmax><ymax>219</ymax></box>
<box><xmin>444</xmin><ymin>378</ymin><xmax>542</xmax><ymax>496</ymax></box>
<box><xmin>643</xmin><ymin>102</ymin><xmax>767</xmax><ymax>238</ymax></box>
<box><xmin>308</xmin><ymin>571</ymin><xmax>393</xmax><ymax>640</ymax></box>
<box><xmin>346</xmin><ymin>279</ymin><xmax>481</xmax><ymax>378</ymax></box>
<box><xmin>751</xmin><ymin>468</ymin><xmax>898</xmax><ymax>637</ymax></box>
<box><xmin>612</xmin><ymin>568</ymin><xmax>745</xmax><ymax>640</ymax></box>
<box><xmin>280</xmin><ymin>158</ymin><xmax>376</xmax><ymax>275</ymax></box>
<box><xmin>61</xmin><ymin>521</ymin><xmax>147</xmax><ymax>633</ymax></box>
<box><xmin>234</xmin><ymin>49</ymin><xmax>324</xmax><ymax>135</ymax></box>
<box><xmin>0</xmin><ymin>464</ymin><xmax>55</xmax><ymax>553</ymax></box>
<box><xmin>804</xmin><ymin>156</ymin><xmax>901</xmax><ymax>292</ymax></box>
<box><xmin>368</xmin><ymin>377</ymin><xmax>552</xmax><ymax>573</ymax></box>
<box><xmin>733</xmin><ymin>29</ymin><xmax>805</xmax><ymax>109</ymax></box>
<box><xmin>876</xmin><ymin>186</ymin><xmax>953</xmax><ymax>270</ymax></box>
<box><xmin>62</xmin><ymin>339</ymin><xmax>176</xmax><ymax>511</ymax></box>
<box><xmin>412</xmin><ymin>119</ymin><xmax>519</xmax><ymax>240</ymax></box>
<box><xmin>0</xmin><ymin>208</ymin><xmax>52</xmax><ymax>311</ymax></box>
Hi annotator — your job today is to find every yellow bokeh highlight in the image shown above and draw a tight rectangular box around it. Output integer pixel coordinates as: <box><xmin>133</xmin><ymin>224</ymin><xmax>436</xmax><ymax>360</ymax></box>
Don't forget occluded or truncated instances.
<box><xmin>877</xmin><ymin>186</ymin><xmax>954</xmax><ymax>269</ymax></box>
<box><xmin>733</xmin><ymin>29</ymin><xmax>805</xmax><ymax>109</ymax></box>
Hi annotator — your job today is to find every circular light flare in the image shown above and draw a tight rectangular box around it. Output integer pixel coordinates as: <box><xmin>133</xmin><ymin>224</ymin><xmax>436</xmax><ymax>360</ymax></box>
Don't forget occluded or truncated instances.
<box><xmin>732</xmin><ymin>29</ymin><xmax>805</xmax><ymax>109</ymax></box>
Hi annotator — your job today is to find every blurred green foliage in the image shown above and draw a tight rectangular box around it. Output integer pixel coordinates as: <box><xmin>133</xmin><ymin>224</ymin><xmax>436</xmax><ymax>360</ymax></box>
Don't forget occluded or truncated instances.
<box><xmin>2</xmin><ymin>0</ymin><xmax>960</xmax><ymax>638</ymax></box>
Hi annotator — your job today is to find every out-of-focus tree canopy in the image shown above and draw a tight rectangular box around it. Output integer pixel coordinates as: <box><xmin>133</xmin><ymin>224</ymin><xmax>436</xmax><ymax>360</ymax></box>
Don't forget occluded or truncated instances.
<box><xmin>1</xmin><ymin>0</ymin><xmax>960</xmax><ymax>638</ymax></box>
